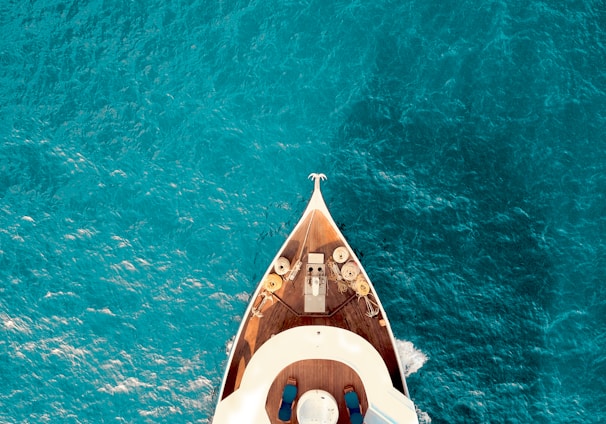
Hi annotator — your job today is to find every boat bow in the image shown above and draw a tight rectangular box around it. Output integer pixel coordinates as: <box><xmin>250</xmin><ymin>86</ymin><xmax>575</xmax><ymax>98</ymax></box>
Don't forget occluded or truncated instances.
<box><xmin>213</xmin><ymin>174</ymin><xmax>419</xmax><ymax>424</ymax></box>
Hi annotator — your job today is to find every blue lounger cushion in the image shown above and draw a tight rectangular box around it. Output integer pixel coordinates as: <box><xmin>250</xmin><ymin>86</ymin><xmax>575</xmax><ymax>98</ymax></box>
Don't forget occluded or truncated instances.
<box><xmin>278</xmin><ymin>379</ymin><xmax>297</xmax><ymax>422</ymax></box>
<box><xmin>344</xmin><ymin>389</ymin><xmax>364</xmax><ymax>424</ymax></box>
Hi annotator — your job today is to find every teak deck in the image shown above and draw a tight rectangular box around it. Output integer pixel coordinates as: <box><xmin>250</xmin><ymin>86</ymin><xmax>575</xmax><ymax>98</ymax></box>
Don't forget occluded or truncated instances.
<box><xmin>220</xmin><ymin>193</ymin><xmax>405</xmax><ymax>424</ymax></box>
<box><xmin>267</xmin><ymin>360</ymin><xmax>367</xmax><ymax>424</ymax></box>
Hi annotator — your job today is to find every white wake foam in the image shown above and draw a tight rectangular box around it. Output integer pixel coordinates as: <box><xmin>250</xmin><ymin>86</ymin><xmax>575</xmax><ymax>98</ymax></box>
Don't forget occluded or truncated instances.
<box><xmin>416</xmin><ymin>408</ymin><xmax>432</xmax><ymax>424</ymax></box>
<box><xmin>395</xmin><ymin>339</ymin><xmax>428</xmax><ymax>377</ymax></box>
<box><xmin>396</xmin><ymin>339</ymin><xmax>431</xmax><ymax>422</ymax></box>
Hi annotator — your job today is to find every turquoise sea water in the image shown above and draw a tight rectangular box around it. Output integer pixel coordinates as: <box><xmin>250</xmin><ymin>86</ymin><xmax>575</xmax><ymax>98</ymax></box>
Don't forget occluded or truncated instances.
<box><xmin>2</xmin><ymin>1</ymin><xmax>605</xmax><ymax>422</ymax></box>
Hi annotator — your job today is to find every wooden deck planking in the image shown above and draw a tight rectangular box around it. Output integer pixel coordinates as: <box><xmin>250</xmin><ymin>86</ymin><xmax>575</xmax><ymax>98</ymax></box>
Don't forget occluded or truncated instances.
<box><xmin>266</xmin><ymin>359</ymin><xmax>367</xmax><ymax>424</ymax></box>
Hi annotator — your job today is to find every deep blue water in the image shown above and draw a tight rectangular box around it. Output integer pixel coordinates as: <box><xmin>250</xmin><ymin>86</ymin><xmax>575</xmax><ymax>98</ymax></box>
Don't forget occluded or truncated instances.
<box><xmin>2</xmin><ymin>1</ymin><xmax>605</xmax><ymax>422</ymax></box>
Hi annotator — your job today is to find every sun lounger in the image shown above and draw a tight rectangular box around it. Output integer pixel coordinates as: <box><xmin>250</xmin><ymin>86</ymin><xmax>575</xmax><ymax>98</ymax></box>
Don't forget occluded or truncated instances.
<box><xmin>344</xmin><ymin>385</ymin><xmax>364</xmax><ymax>424</ymax></box>
<box><xmin>278</xmin><ymin>377</ymin><xmax>298</xmax><ymax>422</ymax></box>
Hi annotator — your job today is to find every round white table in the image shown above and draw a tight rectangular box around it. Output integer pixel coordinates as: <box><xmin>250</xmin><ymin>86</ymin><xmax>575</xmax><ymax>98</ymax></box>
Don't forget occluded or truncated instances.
<box><xmin>296</xmin><ymin>389</ymin><xmax>339</xmax><ymax>424</ymax></box>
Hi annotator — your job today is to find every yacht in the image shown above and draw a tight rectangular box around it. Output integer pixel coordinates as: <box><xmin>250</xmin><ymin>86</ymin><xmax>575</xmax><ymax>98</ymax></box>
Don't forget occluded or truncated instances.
<box><xmin>213</xmin><ymin>173</ymin><xmax>419</xmax><ymax>424</ymax></box>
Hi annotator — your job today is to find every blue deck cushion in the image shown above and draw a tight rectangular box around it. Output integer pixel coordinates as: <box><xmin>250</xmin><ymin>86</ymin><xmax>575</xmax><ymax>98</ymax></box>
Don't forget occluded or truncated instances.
<box><xmin>344</xmin><ymin>390</ymin><xmax>360</xmax><ymax>412</ymax></box>
<box><xmin>278</xmin><ymin>381</ymin><xmax>297</xmax><ymax>422</ymax></box>
<box><xmin>282</xmin><ymin>384</ymin><xmax>297</xmax><ymax>403</ymax></box>
<box><xmin>344</xmin><ymin>390</ymin><xmax>364</xmax><ymax>424</ymax></box>
<box><xmin>278</xmin><ymin>403</ymin><xmax>293</xmax><ymax>422</ymax></box>
<box><xmin>349</xmin><ymin>411</ymin><xmax>364</xmax><ymax>424</ymax></box>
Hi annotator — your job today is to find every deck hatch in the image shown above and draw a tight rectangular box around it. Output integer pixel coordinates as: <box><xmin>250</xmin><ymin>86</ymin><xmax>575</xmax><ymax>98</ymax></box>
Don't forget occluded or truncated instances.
<box><xmin>304</xmin><ymin>252</ymin><xmax>327</xmax><ymax>313</ymax></box>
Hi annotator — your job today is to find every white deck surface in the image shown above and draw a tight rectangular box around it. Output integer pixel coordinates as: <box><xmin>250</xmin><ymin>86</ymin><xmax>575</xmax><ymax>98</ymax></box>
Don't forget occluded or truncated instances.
<box><xmin>213</xmin><ymin>326</ymin><xmax>418</xmax><ymax>424</ymax></box>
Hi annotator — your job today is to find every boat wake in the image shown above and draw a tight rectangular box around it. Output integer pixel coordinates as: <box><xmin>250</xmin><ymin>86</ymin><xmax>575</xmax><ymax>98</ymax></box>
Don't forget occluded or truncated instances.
<box><xmin>395</xmin><ymin>339</ymin><xmax>428</xmax><ymax>377</ymax></box>
<box><xmin>416</xmin><ymin>408</ymin><xmax>432</xmax><ymax>424</ymax></box>
<box><xmin>396</xmin><ymin>339</ymin><xmax>431</xmax><ymax>423</ymax></box>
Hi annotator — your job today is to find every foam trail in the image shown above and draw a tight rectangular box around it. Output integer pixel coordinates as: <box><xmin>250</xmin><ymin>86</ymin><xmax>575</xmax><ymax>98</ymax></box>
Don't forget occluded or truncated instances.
<box><xmin>417</xmin><ymin>408</ymin><xmax>432</xmax><ymax>424</ymax></box>
<box><xmin>396</xmin><ymin>339</ymin><xmax>431</xmax><ymax>422</ymax></box>
<box><xmin>396</xmin><ymin>339</ymin><xmax>428</xmax><ymax>377</ymax></box>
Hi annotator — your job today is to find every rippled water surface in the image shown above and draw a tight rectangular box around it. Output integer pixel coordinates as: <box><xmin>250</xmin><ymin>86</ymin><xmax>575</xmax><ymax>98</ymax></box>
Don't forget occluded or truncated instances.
<box><xmin>2</xmin><ymin>1</ymin><xmax>605</xmax><ymax>422</ymax></box>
